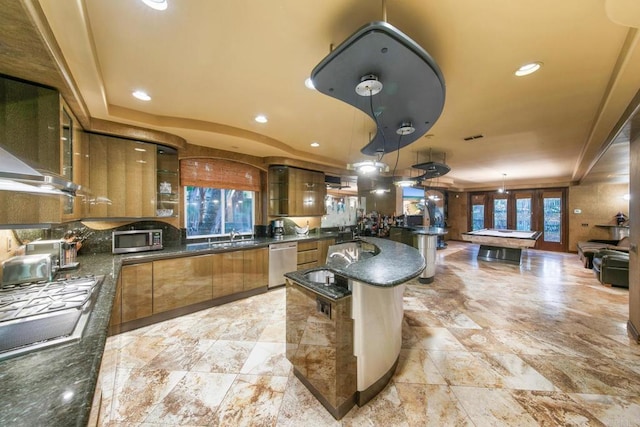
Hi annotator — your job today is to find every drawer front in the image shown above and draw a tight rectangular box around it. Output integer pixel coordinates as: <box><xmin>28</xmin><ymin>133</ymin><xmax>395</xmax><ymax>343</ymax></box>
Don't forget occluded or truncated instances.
<box><xmin>298</xmin><ymin>241</ymin><xmax>318</xmax><ymax>252</ymax></box>
<box><xmin>297</xmin><ymin>249</ymin><xmax>318</xmax><ymax>265</ymax></box>
<box><xmin>297</xmin><ymin>261</ymin><xmax>318</xmax><ymax>270</ymax></box>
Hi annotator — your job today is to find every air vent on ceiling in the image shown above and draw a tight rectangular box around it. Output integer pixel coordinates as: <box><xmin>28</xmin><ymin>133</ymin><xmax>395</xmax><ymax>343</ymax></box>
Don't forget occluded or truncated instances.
<box><xmin>463</xmin><ymin>134</ymin><xmax>484</xmax><ymax>141</ymax></box>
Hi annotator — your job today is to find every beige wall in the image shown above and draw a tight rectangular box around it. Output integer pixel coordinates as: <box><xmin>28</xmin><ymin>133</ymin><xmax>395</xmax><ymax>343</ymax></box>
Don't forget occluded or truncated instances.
<box><xmin>568</xmin><ymin>182</ymin><xmax>629</xmax><ymax>252</ymax></box>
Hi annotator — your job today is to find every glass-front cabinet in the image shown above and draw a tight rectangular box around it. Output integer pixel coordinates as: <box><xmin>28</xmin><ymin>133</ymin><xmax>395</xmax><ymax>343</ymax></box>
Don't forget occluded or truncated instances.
<box><xmin>268</xmin><ymin>165</ymin><xmax>325</xmax><ymax>216</ymax></box>
<box><xmin>156</xmin><ymin>146</ymin><xmax>179</xmax><ymax>218</ymax></box>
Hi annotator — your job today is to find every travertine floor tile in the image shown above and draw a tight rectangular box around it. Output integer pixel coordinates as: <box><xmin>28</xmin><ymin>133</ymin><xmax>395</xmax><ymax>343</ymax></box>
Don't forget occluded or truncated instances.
<box><xmin>100</xmin><ymin>241</ymin><xmax>637</xmax><ymax>426</ymax></box>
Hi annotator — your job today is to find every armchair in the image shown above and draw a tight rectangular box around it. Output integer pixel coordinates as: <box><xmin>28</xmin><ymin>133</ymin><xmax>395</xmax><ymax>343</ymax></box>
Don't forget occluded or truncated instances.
<box><xmin>592</xmin><ymin>249</ymin><xmax>629</xmax><ymax>288</ymax></box>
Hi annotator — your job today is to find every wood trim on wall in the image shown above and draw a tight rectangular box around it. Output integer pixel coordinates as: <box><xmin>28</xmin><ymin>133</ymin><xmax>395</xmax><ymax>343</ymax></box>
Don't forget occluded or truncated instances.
<box><xmin>89</xmin><ymin>118</ymin><xmax>186</xmax><ymax>150</ymax></box>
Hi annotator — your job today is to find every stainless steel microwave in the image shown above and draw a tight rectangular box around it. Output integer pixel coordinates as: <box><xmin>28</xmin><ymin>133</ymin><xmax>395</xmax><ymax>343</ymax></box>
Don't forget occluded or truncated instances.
<box><xmin>112</xmin><ymin>229</ymin><xmax>163</xmax><ymax>254</ymax></box>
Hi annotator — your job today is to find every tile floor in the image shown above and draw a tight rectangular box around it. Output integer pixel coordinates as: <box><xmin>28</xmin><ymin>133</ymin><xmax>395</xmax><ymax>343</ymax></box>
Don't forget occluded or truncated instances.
<box><xmin>96</xmin><ymin>242</ymin><xmax>640</xmax><ymax>426</ymax></box>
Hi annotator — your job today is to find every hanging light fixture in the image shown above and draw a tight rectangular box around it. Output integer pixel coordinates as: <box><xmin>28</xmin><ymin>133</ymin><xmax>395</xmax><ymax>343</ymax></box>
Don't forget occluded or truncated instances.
<box><xmin>393</xmin><ymin>151</ymin><xmax>422</xmax><ymax>187</ymax></box>
<box><xmin>412</xmin><ymin>149</ymin><xmax>450</xmax><ymax>179</ymax></box>
<box><xmin>355</xmin><ymin>74</ymin><xmax>383</xmax><ymax>96</ymax></box>
<box><xmin>348</xmin><ymin>159</ymin><xmax>389</xmax><ymax>174</ymax></box>
<box><xmin>497</xmin><ymin>173</ymin><xmax>509</xmax><ymax>194</ymax></box>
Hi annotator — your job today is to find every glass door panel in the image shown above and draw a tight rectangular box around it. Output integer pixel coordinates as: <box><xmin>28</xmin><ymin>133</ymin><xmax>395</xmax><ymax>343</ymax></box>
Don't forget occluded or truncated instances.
<box><xmin>515</xmin><ymin>194</ymin><xmax>532</xmax><ymax>231</ymax></box>
<box><xmin>543</xmin><ymin>197</ymin><xmax>561</xmax><ymax>242</ymax></box>
<box><xmin>470</xmin><ymin>194</ymin><xmax>485</xmax><ymax>230</ymax></box>
<box><xmin>537</xmin><ymin>189</ymin><xmax>566</xmax><ymax>251</ymax></box>
<box><xmin>493</xmin><ymin>197</ymin><xmax>508</xmax><ymax>229</ymax></box>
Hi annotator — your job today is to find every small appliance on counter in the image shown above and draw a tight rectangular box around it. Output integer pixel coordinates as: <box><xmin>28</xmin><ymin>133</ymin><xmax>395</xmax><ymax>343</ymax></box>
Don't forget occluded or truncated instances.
<box><xmin>1</xmin><ymin>253</ymin><xmax>55</xmax><ymax>285</ymax></box>
<box><xmin>24</xmin><ymin>238</ymin><xmax>80</xmax><ymax>271</ymax></box>
<box><xmin>112</xmin><ymin>229</ymin><xmax>163</xmax><ymax>254</ymax></box>
<box><xmin>271</xmin><ymin>219</ymin><xmax>284</xmax><ymax>239</ymax></box>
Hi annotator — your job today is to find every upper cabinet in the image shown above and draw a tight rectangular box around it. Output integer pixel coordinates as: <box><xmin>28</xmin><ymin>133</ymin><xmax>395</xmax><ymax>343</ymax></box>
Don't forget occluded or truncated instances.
<box><xmin>87</xmin><ymin>133</ymin><xmax>157</xmax><ymax>218</ymax></box>
<box><xmin>86</xmin><ymin>133</ymin><xmax>181</xmax><ymax>220</ymax></box>
<box><xmin>268</xmin><ymin>166</ymin><xmax>326</xmax><ymax>216</ymax></box>
<box><xmin>156</xmin><ymin>146</ymin><xmax>179</xmax><ymax>218</ymax></box>
<box><xmin>0</xmin><ymin>76</ymin><xmax>87</xmax><ymax>225</ymax></box>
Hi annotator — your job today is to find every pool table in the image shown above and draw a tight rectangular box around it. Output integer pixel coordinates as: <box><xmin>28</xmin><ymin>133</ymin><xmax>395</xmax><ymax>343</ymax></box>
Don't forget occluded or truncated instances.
<box><xmin>461</xmin><ymin>228</ymin><xmax>542</xmax><ymax>264</ymax></box>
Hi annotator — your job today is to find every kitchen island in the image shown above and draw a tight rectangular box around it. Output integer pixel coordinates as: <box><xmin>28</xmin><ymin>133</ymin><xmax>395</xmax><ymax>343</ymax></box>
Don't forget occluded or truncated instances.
<box><xmin>285</xmin><ymin>237</ymin><xmax>425</xmax><ymax>419</ymax></box>
<box><xmin>0</xmin><ymin>232</ymin><xmax>339</xmax><ymax>426</ymax></box>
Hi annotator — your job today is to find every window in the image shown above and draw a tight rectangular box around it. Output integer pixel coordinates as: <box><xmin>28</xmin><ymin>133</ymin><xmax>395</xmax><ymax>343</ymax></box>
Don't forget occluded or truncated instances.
<box><xmin>185</xmin><ymin>186</ymin><xmax>254</xmax><ymax>239</ymax></box>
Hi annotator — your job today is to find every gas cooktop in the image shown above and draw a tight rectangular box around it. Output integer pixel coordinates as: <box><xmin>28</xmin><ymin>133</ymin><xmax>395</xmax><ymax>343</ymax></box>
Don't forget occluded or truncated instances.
<box><xmin>0</xmin><ymin>275</ymin><xmax>104</xmax><ymax>361</ymax></box>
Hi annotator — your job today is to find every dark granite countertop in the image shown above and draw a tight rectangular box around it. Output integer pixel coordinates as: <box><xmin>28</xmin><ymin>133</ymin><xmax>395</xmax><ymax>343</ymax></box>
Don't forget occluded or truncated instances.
<box><xmin>285</xmin><ymin>237</ymin><xmax>425</xmax><ymax>300</ymax></box>
<box><xmin>0</xmin><ymin>232</ymin><xmax>339</xmax><ymax>426</ymax></box>
<box><xmin>391</xmin><ymin>225</ymin><xmax>448</xmax><ymax>235</ymax></box>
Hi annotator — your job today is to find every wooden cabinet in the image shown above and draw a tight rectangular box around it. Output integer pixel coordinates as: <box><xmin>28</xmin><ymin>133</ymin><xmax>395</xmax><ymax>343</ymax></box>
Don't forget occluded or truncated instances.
<box><xmin>121</xmin><ymin>263</ymin><xmax>153</xmax><ymax>322</ymax></box>
<box><xmin>212</xmin><ymin>251</ymin><xmax>244</xmax><ymax>298</ymax></box>
<box><xmin>61</xmin><ymin>105</ymin><xmax>90</xmax><ymax>220</ymax></box>
<box><xmin>268</xmin><ymin>166</ymin><xmax>326</xmax><ymax>216</ymax></box>
<box><xmin>87</xmin><ymin>133</ymin><xmax>157</xmax><ymax>218</ymax></box>
<box><xmin>153</xmin><ymin>255</ymin><xmax>213</xmax><ymax>313</ymax></box>
<box><xmin>297</xmin><ymin>238</ymin><xmax>336</xmax><ymax>270</ymax></box>
<box><xmin>297</xmin><ymin>240</ymin><xmax>319</xmax><ymax>270</ymax></box>
<box><xmin>318</xmin><ymin>238</ymin><xmax>336</xmax><ymax>265</ymax></box>
<box><xmin>0</xmin><ymin>76</ymin><xmax>83</xmax><ymax>225</ymax></box>
<box><xmin>110</xmin><ymin>247</ymin><xmax>268</xmax><ymax>332</ymax></box>
<box><xmin>243</xmin><ymin>247</ymin><xmax>268</xmax><ymax>291</ymax></box>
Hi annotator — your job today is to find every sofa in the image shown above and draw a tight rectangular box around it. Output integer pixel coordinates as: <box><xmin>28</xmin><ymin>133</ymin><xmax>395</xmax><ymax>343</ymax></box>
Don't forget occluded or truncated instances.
<box><xmin>592</xmin><ymin>249</ymin><xmax>629</xmax><ymax>288</ymax></box>
<box><xmin>577</xmin><ymin>236</ymin><xmax>629</xmax><ymax>268</ymax></box>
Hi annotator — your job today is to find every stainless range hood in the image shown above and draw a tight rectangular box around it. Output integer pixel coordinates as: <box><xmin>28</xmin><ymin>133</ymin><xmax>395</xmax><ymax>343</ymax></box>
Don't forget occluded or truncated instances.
<box><xmin>0</xmin><ymin>146</ymin><xmax>79</xmax><ymax>196</ymax></box>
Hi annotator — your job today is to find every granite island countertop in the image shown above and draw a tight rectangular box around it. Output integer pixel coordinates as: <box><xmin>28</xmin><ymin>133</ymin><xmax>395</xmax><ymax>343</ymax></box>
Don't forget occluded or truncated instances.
<box><xmin>0</xmin><ymin>232</ymin><xmax>339</xmax><ymax>426</ymax></box>
<box><xmin>285</xmin><ymin>237</ymin><xmax>426</xmax><ymax>300</ymax></box>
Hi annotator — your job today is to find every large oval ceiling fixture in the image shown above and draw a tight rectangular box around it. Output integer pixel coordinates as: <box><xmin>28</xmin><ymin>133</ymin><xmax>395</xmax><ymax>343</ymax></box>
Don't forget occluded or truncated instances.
<box><xmin>310</xmin><ymin>21</ymin><xmax>445</xmax><ymax>156</ymax></box>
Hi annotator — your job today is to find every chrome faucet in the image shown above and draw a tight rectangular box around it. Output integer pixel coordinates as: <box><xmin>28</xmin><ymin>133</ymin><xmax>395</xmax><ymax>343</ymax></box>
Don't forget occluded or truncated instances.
<box><xmin>229</xmin><ymin>229</ymin><xmax>238</xmax><ymax>241</ymax></box>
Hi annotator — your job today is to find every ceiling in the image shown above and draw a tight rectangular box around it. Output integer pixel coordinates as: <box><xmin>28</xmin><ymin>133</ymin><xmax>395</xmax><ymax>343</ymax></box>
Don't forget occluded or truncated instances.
<box><xmin>35</xmin><ymin>0</ymin><xmax>640</xmax><ymax>190</ymax></box>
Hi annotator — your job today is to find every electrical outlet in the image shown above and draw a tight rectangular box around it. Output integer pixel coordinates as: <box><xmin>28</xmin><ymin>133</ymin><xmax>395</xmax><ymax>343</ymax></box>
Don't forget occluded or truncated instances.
<box><xmin>316</xmin><ymin>297</ymin><xmax>332</xmax><ymax>319</ymax></box>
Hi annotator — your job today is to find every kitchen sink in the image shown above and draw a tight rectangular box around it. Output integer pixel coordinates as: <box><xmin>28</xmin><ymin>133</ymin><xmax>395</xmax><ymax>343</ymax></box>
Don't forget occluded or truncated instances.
<box><xmin>304</xmin><ymin>269</ymin><xmax>349</xmax><ymax>289</ymax></box>
<box><xmin>305</xmin><ymin>269</ymin><xmax>335</xmax><ymax>284</ymax></box>
<box><xmin>187</xmin><ymin>240</ymin><xmax>256</xmax><ymax>251</ymax></box>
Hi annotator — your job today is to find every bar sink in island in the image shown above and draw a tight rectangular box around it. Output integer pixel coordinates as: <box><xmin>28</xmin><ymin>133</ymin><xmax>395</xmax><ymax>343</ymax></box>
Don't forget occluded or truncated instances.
<box><xmin>285</xmin><ymin>237</ymin><xmax>425</xmax><ymax>419</ymax></box>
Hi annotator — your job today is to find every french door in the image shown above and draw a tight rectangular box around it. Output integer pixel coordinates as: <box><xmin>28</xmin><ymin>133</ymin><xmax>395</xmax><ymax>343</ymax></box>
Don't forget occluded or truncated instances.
<box><xmin>536</xmin><ymin>189</ymin><xmax>566</xmax><ymax>252</ymax></box>
<box><xmin>469</xmin><ymin>188</ymin><xmax>567</xmax><ymax>252</ymax></box>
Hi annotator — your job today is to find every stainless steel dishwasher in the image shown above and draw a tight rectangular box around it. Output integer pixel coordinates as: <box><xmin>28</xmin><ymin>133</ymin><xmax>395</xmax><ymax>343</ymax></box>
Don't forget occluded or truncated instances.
<box><xmin>268</xmin><ymin>241</ymin><xmax>298</xmax><ymax>288</ymax></box>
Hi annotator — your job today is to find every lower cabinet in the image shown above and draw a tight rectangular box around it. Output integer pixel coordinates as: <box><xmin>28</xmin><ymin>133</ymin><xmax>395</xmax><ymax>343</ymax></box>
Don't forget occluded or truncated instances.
<box><xmin>121</xmin><ymin>263</ymin><xmax>153</xmax><ymax>322</ymax></box>
<box><xmin>153</xmin><ymin>255</ymin><xmax>213</xmax><ymax>314</ymax></box>
<box><xmin>212</xmin><ymin>251</ymin><xmax>244</xmax><ymax>298</ymax></box>
<box><xmin>297</xmin><ymin>238</ymin><xmax>336</xmax><ymax>270</ymax></box>
<box><xmin>110</xmin><ymin>247</ymin><xmax>269</xmax><ymax>331</ymax></box>
<box><xmin>243</xmin><ymin>247</ymin><xmax>268</xmax><ymax>291</ymax></box>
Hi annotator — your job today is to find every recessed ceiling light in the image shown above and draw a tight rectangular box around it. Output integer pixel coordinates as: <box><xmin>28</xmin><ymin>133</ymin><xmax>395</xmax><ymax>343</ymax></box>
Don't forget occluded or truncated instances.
<box><xmin>304</xmin><ymin>77</ymin><xmax>315</xmax><ymax>90</ymax></box>
<box><xmin>255</xmin><ymin>115</ymin><xmax>268</xmax><ymax>123</ymax></box>
<box><xmin>132</xmin><ymin>90</ymin><xmax>151</xmax><ymax>101</ymax></box>
<box><xmin>515</xmin><ymin>62</ymin><xmax>542</xmax><ymax>77</ymax></box>
<box><xmin>310</xmin><ymin>142</ymin><xmax>320</xmax><ymax>147</ymax></box>
<box><xmin>141</xmin><ymin>0</ymin><xmax>168</xmax><ymax>11</ymax></box>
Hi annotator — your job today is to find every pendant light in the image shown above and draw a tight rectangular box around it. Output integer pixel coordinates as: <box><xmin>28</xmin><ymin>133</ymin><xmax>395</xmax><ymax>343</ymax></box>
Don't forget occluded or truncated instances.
<box><xmin>412</xmin><ymin>149</ymin><xmax>450</xmax><ymax>179</ymax></box>
<box><xmin>497</xmin><ymin>173</ymin><xmax>508</xmax><ymax>194</ymax></box>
